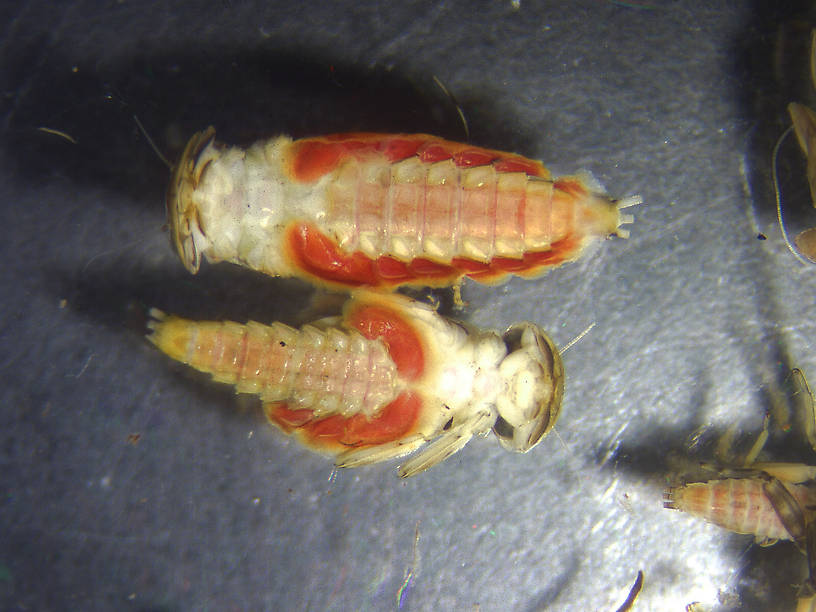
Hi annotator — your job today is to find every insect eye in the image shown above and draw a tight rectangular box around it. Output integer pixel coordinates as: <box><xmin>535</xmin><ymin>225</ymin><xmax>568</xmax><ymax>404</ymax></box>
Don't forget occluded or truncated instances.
<box><xmin>492</xmin><ymin>415</ymin><xmax>514</xmax><ymax>441</ymax></box>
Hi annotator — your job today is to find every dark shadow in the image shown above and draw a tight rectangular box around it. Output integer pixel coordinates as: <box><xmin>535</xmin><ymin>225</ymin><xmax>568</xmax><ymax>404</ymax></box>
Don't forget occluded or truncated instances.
<box><xmin>595</xmin><ymin>370</ymin><xmax>714</xmax><ymax>479</ymax></box>
<box><xmin>399</xmin><ymin>285</ymin><xmax>459</xmax><ymax>318</ymax></box>
<box><xmin>2</xmin><ymin>38</ymin><xmax>537</xmax><ymax>207</ymax></box>
<box><xmin>733</xmin><ymin>1</ymin><xmax>816</xmax><ymax>236</ymax></box>
<box><xmin>43</xmin><ymin>260</ymin><xmax>316</xmax><ymax>333</ymax></box>
<box><xmin>524</xmin><ymin>552</ymin><xmax>580</xmax><ymax>612</ymax></box>
<box><xmin>726</xmin><ymin>538</ymin><xmax>804</xmax><ymax>611</ymax></box>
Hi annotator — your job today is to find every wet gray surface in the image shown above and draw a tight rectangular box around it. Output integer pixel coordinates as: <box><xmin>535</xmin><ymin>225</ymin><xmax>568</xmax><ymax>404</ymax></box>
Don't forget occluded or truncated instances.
<box><xmin>3</xmin><ymin>1</ymin><xmax>816</xmax><ymax>610</ymax></box>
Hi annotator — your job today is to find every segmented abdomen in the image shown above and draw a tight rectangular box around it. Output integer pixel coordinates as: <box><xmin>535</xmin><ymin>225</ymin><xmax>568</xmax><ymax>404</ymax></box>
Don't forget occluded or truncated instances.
<box><xmin>664</xmin><ymin>479</ymin><xmax>808</xmax><ymax>542</ymax></box>
<box><xmin>325</xmin><ymin>155</ymin><xmax>578</xmax><ymax>263</ymax></box>
<box><xmin>147</xmin><ymin>311</ymin><xmax>400</xmax><ymax>418</ymax></box>
<box><xmin>296</xmin><ymin>134</ymin><xmax>620</xmax><ymax>265</ymax></box>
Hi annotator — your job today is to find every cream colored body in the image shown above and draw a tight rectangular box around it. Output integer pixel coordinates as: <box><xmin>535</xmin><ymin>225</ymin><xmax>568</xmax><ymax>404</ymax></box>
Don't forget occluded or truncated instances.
<box><xmin>167</xmin><ymin>129</ymin><xmax>634</xmax><ymax>288</ymax></box>
<box><xmin>148</xmin><ymin>292</ymin><xmax>564</xmax><ymax>477</ymax></box>
<box><xmin>184</xmin><ymin>136</ymin><xmax>325</xmax><ymax>276</ymax></box>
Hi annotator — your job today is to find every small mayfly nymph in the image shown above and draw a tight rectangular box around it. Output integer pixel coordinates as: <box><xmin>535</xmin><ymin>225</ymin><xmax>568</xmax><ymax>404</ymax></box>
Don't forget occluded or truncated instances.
<box><xmin>665</xmin><ymin>369</ymin><xmax>816</xmax><ymax>609</ymax></box>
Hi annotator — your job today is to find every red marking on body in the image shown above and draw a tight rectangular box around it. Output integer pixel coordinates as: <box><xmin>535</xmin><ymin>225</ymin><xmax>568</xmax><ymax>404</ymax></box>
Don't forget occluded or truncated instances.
<box><xmin>379</xmin><ymin>138</ymin><xmax>423</xmax><ymax>162</ymax></box>
<box><xmin>493</xmin><ymin>158</ymin><xmax>543</xmax><ymax>175</ymax></box>
<box><xmin>265</xmin><ymin>403</ymin><xmax>313</xmax><ymax>433</ymax></box>
<box><xmin>342</xmin><ymin>392</ymin><xmax>420</xmax><ymax>445</ymax></box>
<box><xmin>288</xmin><ymin>133</ymin><xmax>551</xmax><ymax>183</ymax></box>
<box><xmin>553</xmin><ymin>177</ymin><xmax>589</xmax><ymax>198</ymax></box>
<box><xmin>290</xmin><ymin>141</ymin><xmax>346</xmax><ymax>182</ymax></box>
<box><xmin>449</xmin><ymin>258</ymin><xmax>491</xmax><ymax>273</ymax></box>
<box><xmin>406</xmin><ymin>258</ymin><xmax>459</xmax><ymax>278</ymax></box>
<box><xmin>418</xmin><ymin>143</ymin><xmax>453</xmax><ymax>163</ymax></box>
<box><xmin>344</xmin><ymin>300</ymin><xmax>425</xmax><ymax>381</ymax></box>
<box><xmin>286</xmin><ymin>223</ymin><xmax>376</xmax><ymax>287</ymax></box>
<box><xmin>303</xmin><ymin>414</ymin><xmax>347</xmax><ymax>439</ymax></box>
<box><xmin>286</xmin><ymin>223</ymin><xmax>461</xmax><ymax>288</ymax></box>
<box><xmin>453</xmin><ymin>150</ymin><xmax>496</xmax><ymax>167</ymax></box>
<box><xmin>290</xmin><ymin>135</ymin><xmax>425</xmax><ymax>182</ymax></box>
<box><xmin>307</xmin><ymin>392</ymin><xmax>421</xmax><ymax>446</ymax></box>
<box><xmin>264</xmin><ymin>392</ymin><xmax>422</xmax><ymax>450</ymax></box>
<box><xmin>370</xmin><ymin>257</ymin><xmax>461</xmax><ymax>284</ymax></box>
<box><xmin>287</xmin><ymin>223</ymin><xmax>581</xmax><ymax>288</ymax></box>
<box><xmin>460</xmin><ymin>236</ymin><xmax>582</xmax><ymax>282</ymax></box>
<box><xmin>373</xmin><ymin>256</ymin><xmax>411</xmax><ymax>280</ymax></box>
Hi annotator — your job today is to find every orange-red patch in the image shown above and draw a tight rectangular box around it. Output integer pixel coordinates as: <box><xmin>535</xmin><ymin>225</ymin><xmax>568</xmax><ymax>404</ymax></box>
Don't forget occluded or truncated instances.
<box><xmin>493</xmin><ymin>158</ymin><xmax>544</xmax><ymax>176</ymax></box>
<box><xmin>264</xmin><ymin>402</ymin><xmax>313</xmax><ymax>433</ymax></box>
<box><xmin>288</xmin><ymin>133</ymin><xmax>551</xmax><ymax>183</ymax></box>
<box><xmin>417</xmin><ymin>143</ymin><xmax>454</xmax><ymax>163</ymax></box>
<box><xmin>285</xmin><ymin>222</ymin><xmax>376</xmax><ymax>287</ymax></box>
<box><xmin>341</xmin><ymin>392</ymin><xmax>421</xmax><ymax>446</ymax></box>
<box><xmin>265</xmin><ymin>392</ymin><xmax>423</xmax><ymax>451</ymax></box>
<box><xmin>553</xmin><ymin>177</ymin><xmax>589</xmax><ymax>198</ymax></box>
<box><xmin>378</xmin><ymin>138</ymin><xmax>423</xmax><ymax>162</ymax></box>
<box><xmin>453</xmin><ymin>150</ymin><xmax>496</xmax><ymax>167</ymax></box>
<box><xmin>345</xmin><ymin>301</ymin><xmax>425</xmax><ymax>381</ymax></box>
<box><xmin>286</xmin><ymin>222</ymin><xmax>578</xmax><ymax>288</ymax></box>
<box><xmin>463</xmin><ymin>236</ymin><xmax>580</xmax><ymax>282</ymax></box>
<box><xmin>290</xmin><ymin>141</ymin><xmax>345</xmax><ymax>183</ymax></box>
<box><xmin>286</xmin><ymin>223</ymin><xmax>462</xmax><ymax>288</ymax></box>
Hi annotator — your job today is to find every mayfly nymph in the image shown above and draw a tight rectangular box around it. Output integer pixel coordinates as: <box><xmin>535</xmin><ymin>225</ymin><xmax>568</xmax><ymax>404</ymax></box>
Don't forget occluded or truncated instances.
<box><xmin>148</xmin><ymin>291</ymin><xmax>564</xmax><ymax>477</ymax></box>
<box><xmin>168</xmin><ymin>128</ymin><xmax>637</xmax><ymax>289</ymax></box>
